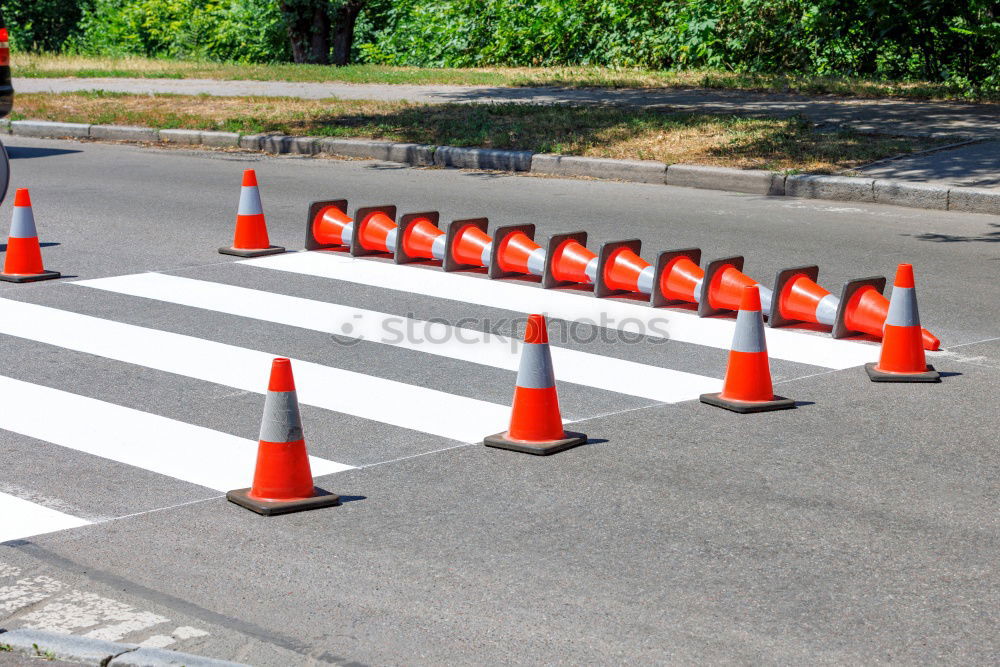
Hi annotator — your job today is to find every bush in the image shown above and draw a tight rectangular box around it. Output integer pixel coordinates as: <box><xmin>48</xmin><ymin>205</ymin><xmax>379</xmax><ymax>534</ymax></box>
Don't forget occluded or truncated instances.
<box><xmin>3</xmin><ymin>0</ymin><xmax>91</xmax><ymax>52</ymax></box>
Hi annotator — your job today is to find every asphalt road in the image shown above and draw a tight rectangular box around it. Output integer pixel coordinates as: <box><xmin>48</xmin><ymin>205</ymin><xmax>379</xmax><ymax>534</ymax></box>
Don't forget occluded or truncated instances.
<box><xmin>0</xmin><ymin>135</ymin><xmax>998</xmax><ymax>665</ymax></box>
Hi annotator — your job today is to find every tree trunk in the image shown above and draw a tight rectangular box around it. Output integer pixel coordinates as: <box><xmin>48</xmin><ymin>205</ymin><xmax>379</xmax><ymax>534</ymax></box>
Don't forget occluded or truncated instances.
<box><xmin>281</xmin><ymin>1</ymin><xmax>331</xmax><ymax>64</ymax></box>
<box><xmin>331</xmin><ymin>0</ymin><xmax>365</xmax><ymax>66</ymax></box>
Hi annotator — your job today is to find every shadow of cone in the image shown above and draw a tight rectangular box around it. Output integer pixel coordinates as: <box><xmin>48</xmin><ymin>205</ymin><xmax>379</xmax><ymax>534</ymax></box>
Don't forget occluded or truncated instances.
<box><xmin>0</xmin><ymin>188</ymin><xmax>61</xmax><ymax>283</ymax></box>
<box><xmin>219</xmin><ymin>169</ymin><xmax>285</xmax><ymax>258</ymax></box>
<box><xmin>700</xmin><ymin>286</ymin><xmax>796</xmax><ymax>413</ymax></box>
<box><xmin>227</xmin><ymin>358</ymin><xmax>341</xmax><ymax>515</ymax></box>
<box><xmin>865</xmin><ymin>264</ymin><xmax>941</xmax><ymax>383</ymax></box>
<box><xmin>484</xmin><ymin>314</ymin><xmax>587</xmax><ymax>455</ymax></box>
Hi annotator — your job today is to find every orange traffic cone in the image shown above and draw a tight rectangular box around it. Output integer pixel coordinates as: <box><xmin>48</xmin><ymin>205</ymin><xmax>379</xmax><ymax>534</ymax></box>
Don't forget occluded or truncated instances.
<box><xmin>443</xmin><ymin>218</ymin><xmax>492</xmax><ymax>271</ymax></box>
<box><xmin>484</xmin><ymin>314</ymin><xmax>588</xmax><ymax>455</ymax></box>
<box><xmin>697</xmin><ymin>256</ymin><xmax>775</xmax><ymax>318</ymax></box>
<box><xmin>700</xmin><ymin>286</ymin><xmax>795</xmax><ymax>413</ymax></box>
<box><xmin>395</xmin><ymin>211</ymin><xmax>444</xmax><ymax>264</ymax></box>
<box><xmin>304</xmin><ymin>199</ymin><xmax>352</xmax><ymax>250</ymax></box>
<box><xmin>219</xmin><ymin>170</ymin><xmax>285</xmax><ymax>258</ymax></box>
<box><xmin>1</xmin><ymin>189</ymin><xmax>60</xmax><ymax>283</ymax></box>
<box><xmin>834</xmin><ymin>276</ymin><xmax>940</xmax><ymax>351</ymax></box>
<box><xmin>227</xmin><ymin>358</ymin><xmax>341</xmax><ymax>515</ymax></box>
<box><xmin>594</xmin><ymin>240</ymin><xmax>655</xmax><ymax>298</ymax></box>
<box><xmin>350</xmin><ymin>205</ymin><xmax>397</xmax><ymax>257</ymax></box>
<box><xmin>651</xmin><ymin>249</ymin><xmax>702</xmax><ymax>307</ymax></box>
<box><xmin>865</xmin><ymin>264</ymin><xmax>940</xmax><ymax>382</ymax></box>
<box><xmin>541</xmin><ymin>232</ymin><xmax>598</xmax><ymax>288</ymax></box>
<box><xmin>488</xmin><ymin>224</ymin><xmax>545</xmax><ymax>279</ymax></box>
<box><xmin>768</xmin><ymin>266</ymin><xmax>839</xmax><ymax>328</ymax></box>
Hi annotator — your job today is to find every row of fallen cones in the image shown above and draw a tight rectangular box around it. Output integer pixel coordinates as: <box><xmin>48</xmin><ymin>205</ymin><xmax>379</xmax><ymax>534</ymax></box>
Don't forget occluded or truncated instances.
<box><xmin>234</xmin><ymin>276</ymin><xmax>939</xmax><ymax>517</ymax></box>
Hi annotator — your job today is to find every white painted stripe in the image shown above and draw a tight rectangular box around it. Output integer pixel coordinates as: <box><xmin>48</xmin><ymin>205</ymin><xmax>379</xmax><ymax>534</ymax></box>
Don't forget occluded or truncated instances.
<box><xmin>243</xmin><ymin>252</ymin><xmax>877</xmax><ymax>369</ymax></box>
<box><xmin>0</xmin><ymin>375</ymin><xmax>350</xmax><ymax>492</ymax></box>
<box><xmin>0</xmin><ymin>490</ymin><xmax>90</xmax><ymax>543</ymax></box>
<box><xmin>77</xmin><ymin>273</ymin><xmax>723</xmax><ymax>402</ymax></box>
<box><xmin>0</xmin><ymin>298</ymin><xmax>510</xmax><ymax>442</ymax></box>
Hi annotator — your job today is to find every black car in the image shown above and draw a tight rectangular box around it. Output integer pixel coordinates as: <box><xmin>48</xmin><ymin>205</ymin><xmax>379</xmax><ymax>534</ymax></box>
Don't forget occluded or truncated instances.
<box><xmin>0</xmin><ymin>8</ymin><xmax>11</xmax><ymax>118</ymax></box>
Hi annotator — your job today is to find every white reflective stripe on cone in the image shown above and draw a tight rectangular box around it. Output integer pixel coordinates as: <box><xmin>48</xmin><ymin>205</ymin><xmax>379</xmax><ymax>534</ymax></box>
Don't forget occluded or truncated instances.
<box><xmin>584</xmin><ymin>257</ymin><xmax>598</xmax><ymax>282</ymax></box>
<box><xmin>237</xmin><ymin>186</ymin><xmax>263</xmax><ymax>216</ymax></box>
<box><xmin>636</xmin><ymin>266</ymin><xmax>655</xmax><ymax>295</ymax></box>
<box><xmin>384</xmin><ymin>227</ymin><xmax>398</xmax><ymax>250</ymax></box>
<box><xmin>9</xmin><ymin>206</ymin><xmax>38</xmax><ymax>239</ymax></box>
<box><xmin>259</xmin><ymin>390</ymin><xmax>304</xmax><ymax>443</ymax></box>
<box><xmin>431</xmin><ymin>235</ymin><xmax>446</xmax><ymax>261</ymax></box>
<box><xmin>731</xmin><ymin>309</ymin><xmax>767</xmax><ymax>353</ymax></box>
<box><xmin>815</xmin><ymin>294</ymin><xmax>839</xmax><ymax>326</ymax></box>
<box><xmin>885</xmin><ymin>287</ymin><xmax>920</xmax><ymax>327</ymax></box>
<box><xmin>527</xmin><ymin>248</ymin><xmax>546</xmax><ymax>276</ymax></box>
<box><xmin>480</xmin><ymin>242</ymin><xmax>493</xmax><ymax>268</ymax></box>
<box><xmin>515</xmin><ymin>342</ymin><xmax>556</xmax><ymax>389</ymax></box>
<box><xmin>758</xmin><ymin>285</ymin><xmax>774</xmax><ymax>314</ymax></box>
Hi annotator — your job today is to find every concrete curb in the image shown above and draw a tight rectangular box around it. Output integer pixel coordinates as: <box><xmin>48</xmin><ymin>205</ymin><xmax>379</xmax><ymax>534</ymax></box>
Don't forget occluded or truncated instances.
<box><xmin>4</xmin><ymin>119</ymin><xmax>998</xmax><ymax>216</ymax></box>
<box><xmin>0</xmin><ymin>628</ymin><xmax>246</xmax><ymax>666</ymax></box>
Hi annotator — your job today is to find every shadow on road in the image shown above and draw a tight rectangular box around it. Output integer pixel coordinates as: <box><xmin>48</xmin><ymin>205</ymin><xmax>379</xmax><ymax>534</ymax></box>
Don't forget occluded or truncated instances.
<box><xmin>904</xmin><ymin>223</ymin><xmax>1000</xmax><ymax>243</ymax></box>
<box><xmin>6</xmin><ymin>146</ymin><xmax>83</xmax><ymax>160</ymax></box>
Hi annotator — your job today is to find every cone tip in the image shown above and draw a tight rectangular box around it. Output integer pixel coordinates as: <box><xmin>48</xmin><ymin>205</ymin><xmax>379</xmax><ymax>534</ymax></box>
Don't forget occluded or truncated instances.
<box><xmin>242</xmin><ymin>169</ymin><xmax>258</xmax><ymax>187</ymax></box>
<box><xmin>739</xmin><ymin>285</ymin><xmax>762</xmax><ymax>312</ymax></box>
<box><xmin>524</xmin><ymin>314</ymin><xmax>549</xmax><ymax>344</ymax></box>
<box><xmin>894</xmin><ymin>263</ymin><xmax>915</xmax><ymax>288</ymax></box>
<box><xmin>268</xmin><ymin>357</ymin><xmax>296</xmax><ymax>392</ymax></box>
<box><xmin>13</xmin><ymin>188</ymin><xmax>31</xmax><ymax>207</ymax></box>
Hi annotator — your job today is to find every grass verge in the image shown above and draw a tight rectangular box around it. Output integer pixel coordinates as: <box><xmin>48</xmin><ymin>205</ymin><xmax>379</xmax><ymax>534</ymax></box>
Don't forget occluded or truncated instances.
<box><xmin>9</xmin><ymin>92</ymin><xmax>952</xmax><ymax>172</ymax></box>
<box><xmin>11</xmin><ymin>54</ymin><xmax>999</xmax><ymax>103</ymax></box>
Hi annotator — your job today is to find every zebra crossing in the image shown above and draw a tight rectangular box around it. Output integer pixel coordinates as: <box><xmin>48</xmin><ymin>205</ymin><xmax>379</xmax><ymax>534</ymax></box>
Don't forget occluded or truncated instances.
<box><xmin>0</xmin><ymin>250</ymin><xmax>879</xmax><ymax>544</ymax></box>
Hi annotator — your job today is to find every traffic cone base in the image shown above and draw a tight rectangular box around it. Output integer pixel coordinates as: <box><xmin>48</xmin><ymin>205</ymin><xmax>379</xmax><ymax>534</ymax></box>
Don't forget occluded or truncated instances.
<box><xmin>651</xmin><ymin>248</ymin><xmax>702</xmax><ymax>308</ymax></box>
<box><xmin>542</xmin><ymin>231</ymin><xmax>590</xmax><ymax>289</ymax></box>
<box><xmin>832</xmin><ymin>276</ymin><xmax>887</xmax><ymax>340</ymax></box>
<box><xmin>443</xmin><ymin>218</ymin><xmax>490</xmax><ymax>272</ymax></box>
<box><xmin>219</xmin><ymin>245</ymin><xmax>285</xmax><ymax>258</ymax></box>
<box><xmin>864</xmin><ymin>362</ymin><xmax>940</xmax><ymax>383</ymax></box>
<box><xmin>226</xmin><ymin>487</ymin><xmax>341</xmax><ymax>516</ymax></box>
<box><xmin>697</xmin><ymin>256</ymin><xmax>745</xmax><ymax>317</ymax></box>
<box><xmin>769</xmin><ymin>265</ymin><xmax>822</xmax><ymax>328</ymax></box>
<box><xmin>698</xmin><ymin>392</ymin><xmax>796</xmax><ymax>413</ymax></box>
<box><xmin>395</xmin><ymin>211</ymin><xmax>441</xmax><ymax>264</ymax></box>
<box><xmin>304</xmin><ymin>199</ymin><xmax>351</xmax><ymax>251</ymax></box>
<box><xmin>484</xmin><ymin>430</ymin><xmax>588</xmax><ymax>456</ymax></box>
<box><xmin>488</xmin><ymin>223</ymin><xmax>538</xmax><ymax>280</ymax></box>
<box><xmin>0</xmin><ymin>268</ymin><xmax>60</xmax><ymax>283</ymax></box>
<box><xmin>594</xmin><ymin>239</ymin><xmax>644</xmax><ymax>298</ymax></box>
<box><xmin>350</xmin><ymin>205</ymin><xmax>397</xmax><ymax>257</ymax></box>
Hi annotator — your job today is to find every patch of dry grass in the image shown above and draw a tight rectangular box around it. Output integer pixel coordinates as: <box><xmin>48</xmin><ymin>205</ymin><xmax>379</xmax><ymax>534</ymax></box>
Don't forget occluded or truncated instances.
<box><xmin>12</xmin><ymin>53</ymin><xmax>998</xmax><ymax>102</ymax></box>
<box><xmin>10</xmin><ymin>92</ymin><xmax>953</xmax><ymax>172</ymax></box>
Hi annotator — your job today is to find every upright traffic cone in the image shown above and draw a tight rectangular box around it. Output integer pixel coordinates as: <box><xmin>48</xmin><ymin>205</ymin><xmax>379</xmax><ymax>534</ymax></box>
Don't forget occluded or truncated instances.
<box><xmin>1</xmin><ymin>189</ymin><xmax>60</xmax><ymax>283</ymax></box>
<box><xmin>350</xmin><ymin>205</ymin><xmax>397</xmax><ymax>257</ymax></box>
<box><xmin>395</xmin><ymin>212</ymin><xmax>445</xmax><ymax>264</ymax></box>
<box><xmin>834</xmin><ymin>276</ymin><xmax>941</xmax><ymax>351</ymax></box>
<box><xmin>484</xmin><ymin>314</ymin><xmax>587</xmax><ymax>455</ymax></box>
<box><xmin>227</xmin><ymin>358</ymin><xmax>341</xmax><ymax>515</ymax></box>
<box><xmin>219</xmin><ymin>170</ymin><xmax>285</xmax><ymax>257</ymax></box>
<box><xmin>443</xmin><ymin>218</ymin><xmax>492</xmax><ymax>271</ymax></box>
<box><xmin>700</xmin><ymin>286</ymin><xmax>795</xmax><ymax>413</ymax></box>
<box><xmin>542</xmin><ymin>232</ymin><xmax>598</xmax><ymax>288</ymax></box>
<box><xmin>488</xmin><ymin>224</ymin><xmax>545</xmax><ymax>279</ymax></box>
<box><xmin>865</xmin><ymin>264</ymin><xmax>940</xmax><ymax>382</ymax></box>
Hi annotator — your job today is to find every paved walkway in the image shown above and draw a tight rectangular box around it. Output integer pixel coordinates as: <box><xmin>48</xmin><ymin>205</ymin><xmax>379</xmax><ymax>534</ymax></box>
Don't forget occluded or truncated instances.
<box><xmin>15</xmin><ymin>77</ymin><xmax>1000</xmax><ymax>139</ymax></box>
<box><xmin>858</xmin><ymin>139</ymin><xmax>1000</xmax><ymax>189</ymax></box>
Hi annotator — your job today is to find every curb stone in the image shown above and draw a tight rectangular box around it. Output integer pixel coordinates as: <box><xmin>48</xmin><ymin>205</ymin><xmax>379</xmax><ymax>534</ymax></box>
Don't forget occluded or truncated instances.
<box><xmin>0</xmin><ymin>628</ymin><xmax>246</xmax><ymax>667</ymax></box>
<box><xmin>5</xmin><ymin>119</ymin><xmax>998</xmax><ymax>216</ymax></box>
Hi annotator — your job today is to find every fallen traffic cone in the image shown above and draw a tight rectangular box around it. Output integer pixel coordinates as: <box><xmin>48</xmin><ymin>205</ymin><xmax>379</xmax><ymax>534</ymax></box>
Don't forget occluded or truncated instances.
<box><xmin>541</xmin><ymin>231</ymin><xmax>597</xmax><ymax>288</ymax></box>
<box><xmin>700</xmin><ymin>285</ymin><xmax>795</xmax><ymax>413</ymax></box>
<box><xmin>304</xmin><ymin>199</ymin><xmax>352</xmax><ymax>250</ymax></box>
<box><xmin>488</xmin><ymin>224</ymin><xmax>545</xmax><ymax>279</ymax></box>
<box><xmin>1</xmin><ymin>189</ymin><xmax>60</xmax><ymax>283</ymax></box>
<box><xmin>697</xmin><ymin>256</ymin><xmax>775</xmax><ymax>318</ymax></box>
<box><xmin>350</xmin><ymin>205</ymin><xmax>397</xmax><ymax>257</ymax></box>
<box><xmin>227</xmin><ymin>358</ymin><xmax>341</xmax><ymax>515</ymax></box>
<box><xmin>833</xmin><ymin>276</ymin><xmax>941</xmax><ymax>351</ymax></box>
<box><xmin>595</xmin><ymin>240</ymin><xmax>654</xmax><ymax>298</ymax></box>
<box><xmin>865</xmin><ymin>264</ymin><xmax>940</xmax><ymax>382</ymax></box>
<box><xmin>443</xmin><ymin>218</ymin><xmax>491</xmax><ymax>271</ymax></box>
<box><xmin>768</xmin><ymin>265</ymin><xmax>838</xmax><ymax>328</ymax></box>
<box><xmin>219</xmin><ymin>170</ymin><xmax>285</xmax><ymax>258</ymax></box>
<box><xmin>651</xmin><ymin>248</ymin><xmax>702</xmax><ymax>307</ymax></box>
<box><xmin>484</xmin><ymin>314</ymin><xmax>587</xmax><ymax>455</ymax></box>
<box><xmin>395</xmin><ymin>212</ymin><xmax>444</xmax><ymax>264</ymax></box>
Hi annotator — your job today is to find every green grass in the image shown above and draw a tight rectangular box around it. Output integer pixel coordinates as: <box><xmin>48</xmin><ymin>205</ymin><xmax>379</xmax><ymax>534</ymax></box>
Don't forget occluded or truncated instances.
<box><xmin>11</xmin><ymin>53</ymin><xmax>1000</xmax><ymax>102</ymax></box>
<box><xmin>12</xmin><ymin>92</ymin><xmax>953</xmax><ymax>172</ymax></box>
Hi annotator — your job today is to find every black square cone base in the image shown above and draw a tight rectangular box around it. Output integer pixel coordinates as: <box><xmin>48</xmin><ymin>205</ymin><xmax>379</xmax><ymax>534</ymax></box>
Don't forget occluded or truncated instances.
<box><xmin>219</xmin><ymin>245</ymin><xmax>286</xmax><ymax>258</ymax></box>
<box><xmin>484</xmin><ymin>431</ymin><xmax>587</xmax><ymax>456</ymax></box>
<box><xmin>0</xmin><ymin>270</ymin><xmax>61</xmax><ymax>283</ymax></box>
<box><xmin>699</xmin><ymin>392</ymin><xmax>796</xmax><ymax>413</ymax></box>
<box><xmin>226</xmin><ymin>487</ymin><xmax>341</xmax><ymax>516</ymax></box>
<box><xmin>865</xmin><ymin>363</ymin><xmax>940</xmax><ymax>383</ymax></box>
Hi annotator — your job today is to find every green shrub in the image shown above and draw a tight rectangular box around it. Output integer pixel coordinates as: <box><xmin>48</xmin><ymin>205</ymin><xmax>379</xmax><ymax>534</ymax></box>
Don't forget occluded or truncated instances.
<box><xmin>3</xmin><ymin>0</ymin><xmax>91</xmax><ymax>52</ymax></box>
